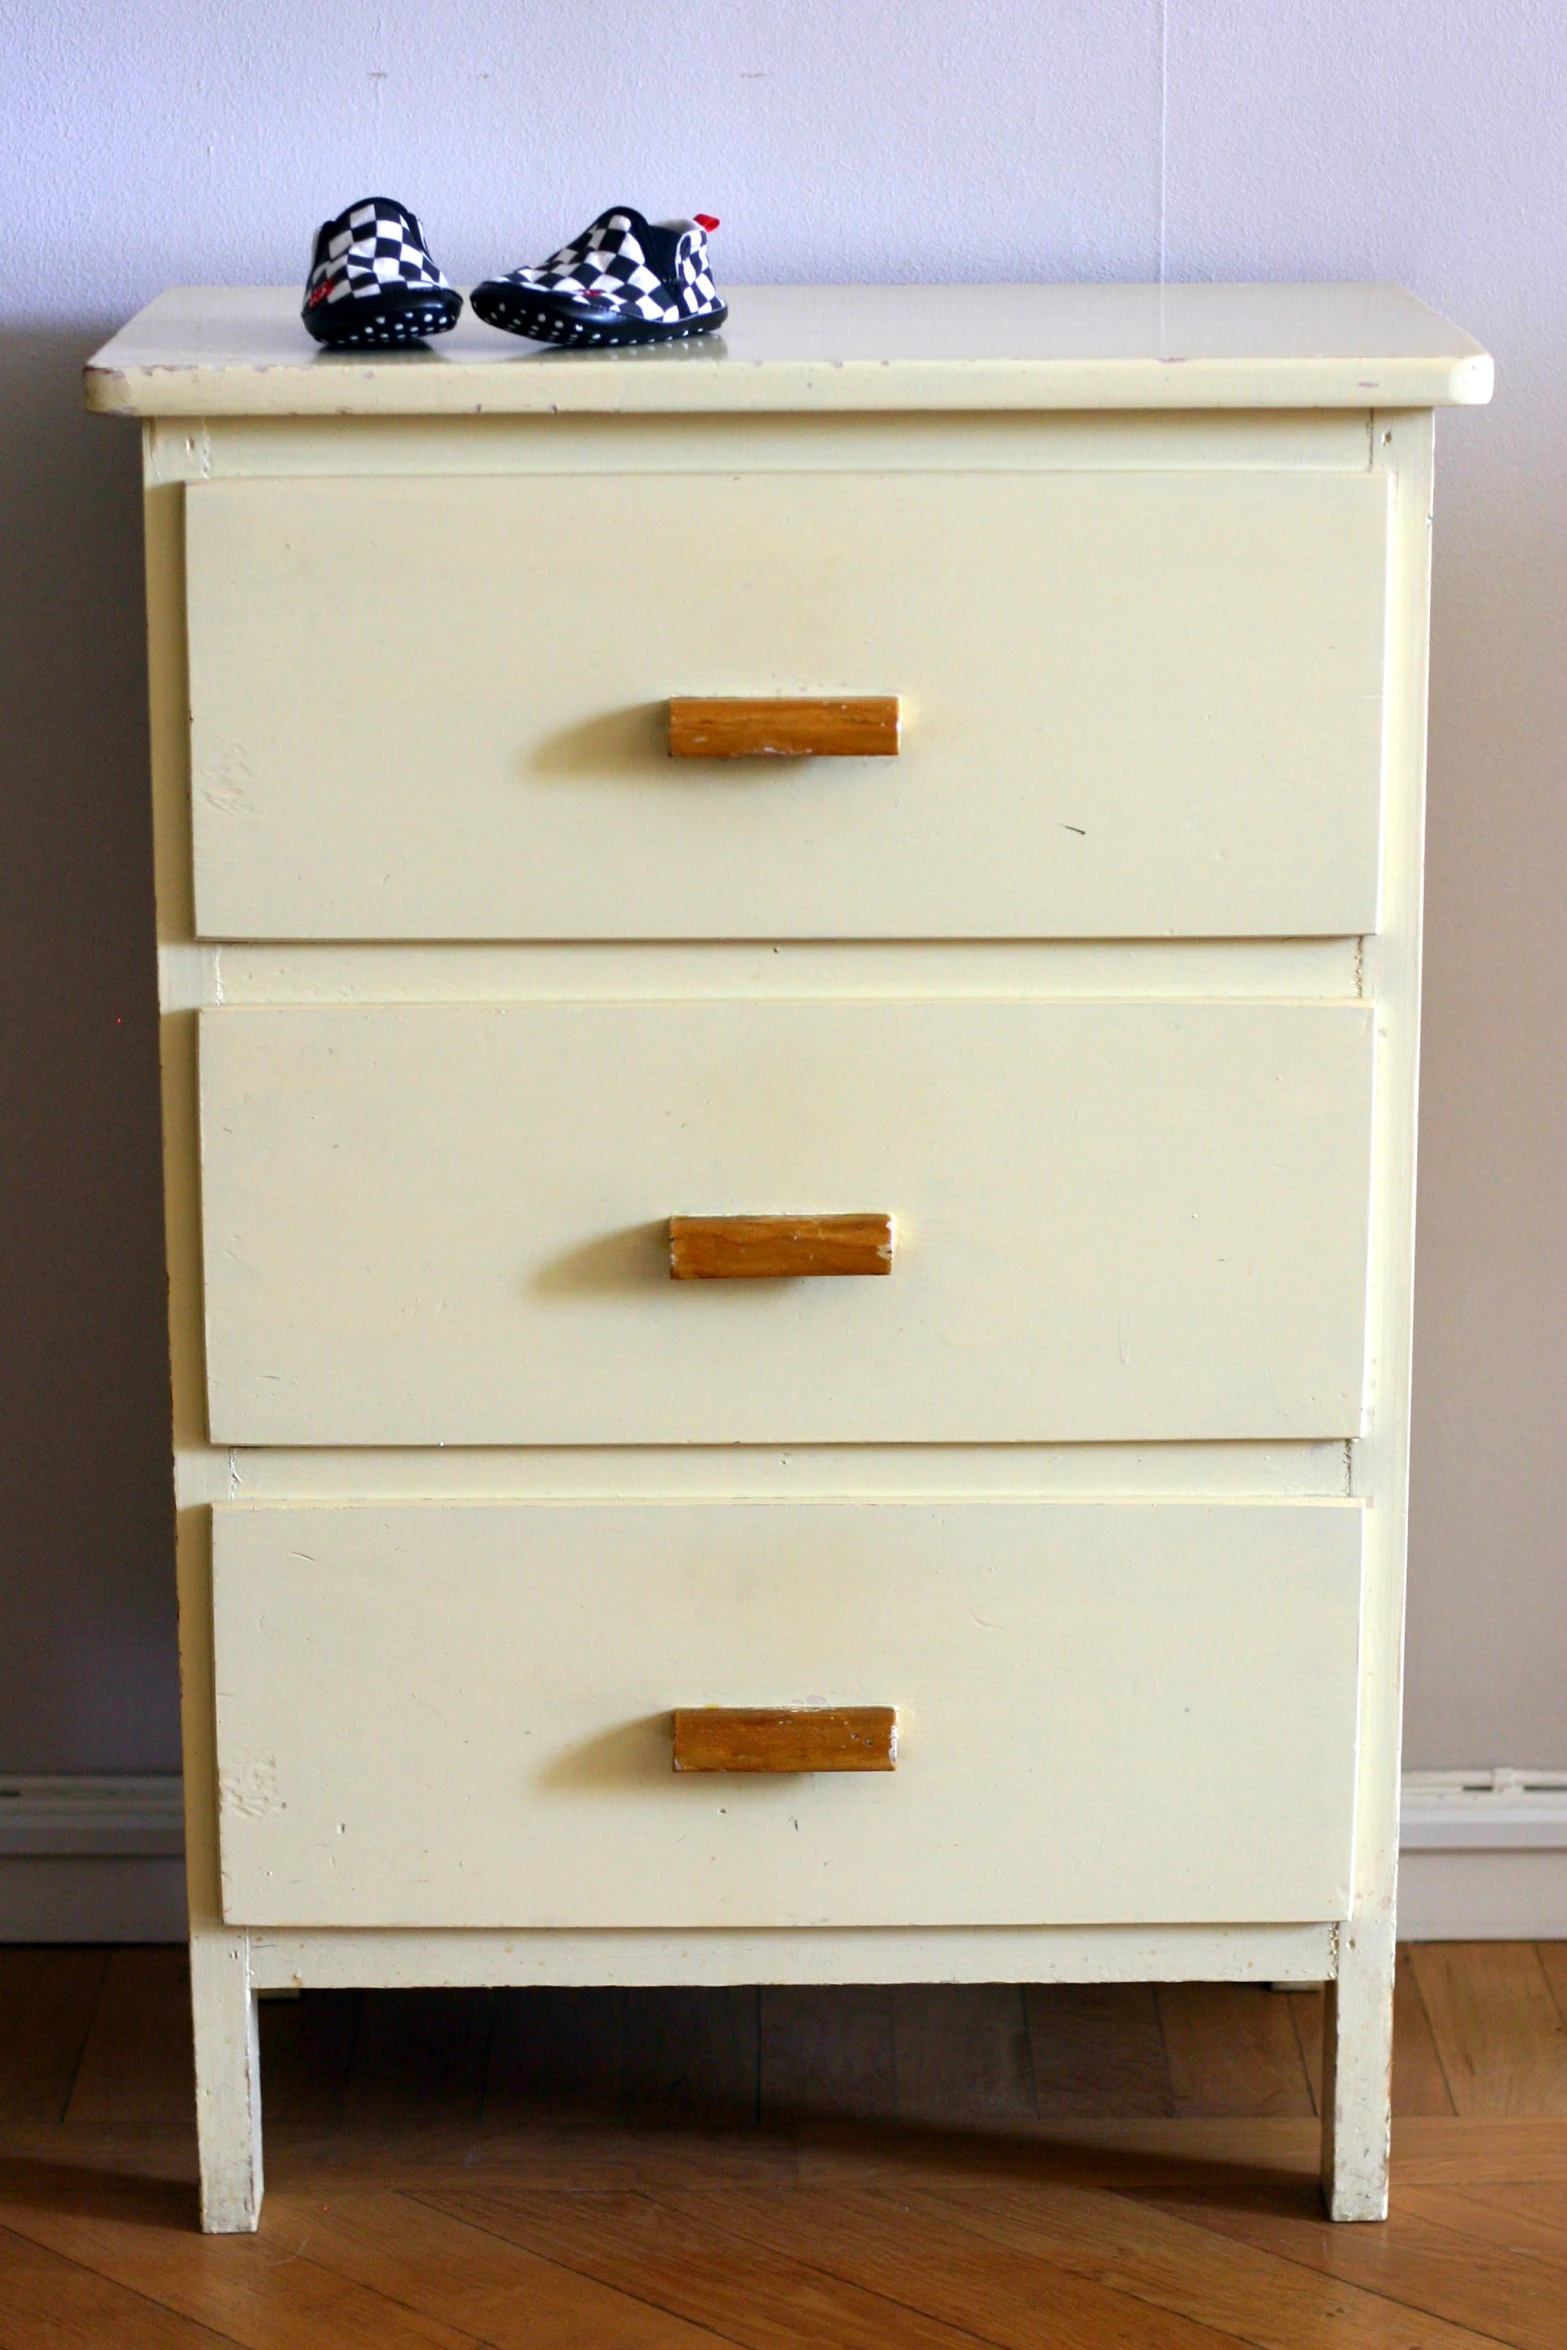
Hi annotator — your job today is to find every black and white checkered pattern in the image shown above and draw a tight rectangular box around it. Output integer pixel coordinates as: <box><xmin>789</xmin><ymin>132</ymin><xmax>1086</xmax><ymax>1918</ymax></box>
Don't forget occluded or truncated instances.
<box><xmin>672</xmin><ymin>229</ymin><xmax>724</xmax><ymax>319</ymax></box>
<box><xmin>471</xmin><ymin>207</ymin><xmax>726</xmax><ymax>346</ymax></box>
<box><xmin>510</xmin><ymin>209</ymin><xmax>722</xmax><ymax>324</ymax></box>
<box><xmin>301</xmin><ymin>197</ymin><xmax>459</xmax><ymax>348</ymax></box>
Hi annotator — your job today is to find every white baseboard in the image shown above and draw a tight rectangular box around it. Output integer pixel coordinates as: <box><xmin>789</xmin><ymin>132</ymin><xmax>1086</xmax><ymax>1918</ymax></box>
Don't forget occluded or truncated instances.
<box><xmin>0</xmin><ymin>1775</ymin><xmax>184</xmax><ymax>1856</ymax></box>
<box><xmin>1397</xmin><ymin>1849</ymin><xmax>1567</xmax><ymax>1941</ymax></box>
<box><xmin>1398</xmin><ymin>1768</ymin><xmax>1567</xmax><ymax>1940</ymax></box>
<box><xmin>0</xmin><ymin>1775</ymin><xmax>187</xmax><ymax>1942</ymax></box>
<box><xmin>1400</xmin><ymin>1767</ymin><xmax>1567</xmax><ymax>1850</ymax></box>
<box><xmin>3</xmin><ymin>1769</ymin><xmax>1564</xmax><ymax>1945</ymax></box>
<box><xmin>0</xmin><ymin>1856</ymin><xmax>188</xmax><ymax>1942</ymax></box>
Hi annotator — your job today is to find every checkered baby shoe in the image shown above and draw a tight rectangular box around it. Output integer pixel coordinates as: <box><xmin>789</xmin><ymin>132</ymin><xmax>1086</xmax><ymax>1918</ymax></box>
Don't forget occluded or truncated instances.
<box><xmin>470</xmin><ymin>206</ymin><xmax>726</xmax><ymax>346</ymax></box>
<box><xmin>301</xmin><ymin>197</ymin><xmax>461</xmax><ymax>349</ymax></box>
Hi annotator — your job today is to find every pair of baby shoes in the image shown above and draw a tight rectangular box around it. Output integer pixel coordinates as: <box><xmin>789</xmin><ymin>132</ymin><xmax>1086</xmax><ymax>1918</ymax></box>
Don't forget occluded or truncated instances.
<box><xmin>301</xmin><ymin>198</ymin><xmax>726</xmax><ymax>352</ymax></box>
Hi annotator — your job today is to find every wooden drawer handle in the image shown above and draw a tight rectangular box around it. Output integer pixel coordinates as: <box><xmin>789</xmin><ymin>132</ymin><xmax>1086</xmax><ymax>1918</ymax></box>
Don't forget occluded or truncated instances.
<box><xmin>668</xmin><ymin>696</ymin><xmax>901</xmax><ymax>758</ymax></box>
<box><xmin>669</xmin><ymin>1213</ymin><xmax>895</xmax><ymax>1280</ymax></box>
<box><xmin>673</xmin><ymin>1706</ymin><xmax>897</xmax><ymax>1773</ymax></box>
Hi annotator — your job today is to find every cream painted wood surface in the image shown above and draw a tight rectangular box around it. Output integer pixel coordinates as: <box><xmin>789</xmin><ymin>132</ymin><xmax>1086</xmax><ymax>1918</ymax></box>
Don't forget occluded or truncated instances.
<box><xmin>211</xmin><ymin>1499</ymin><xmax>1364</xmax><ymax>1929</ymax></box>
<box><xmin>197</xmin><ymin>998</ymin><xmax>1376</xmax><ymax>1446</ymax></box>
<box><xmin>188</xmin><ymin>1929</ymin><xmax>261</xmax><ymax>2233</ymax></box>
<box><xmin>171</xmin><ymin>937</ymin><xmax>1368</xmax><ymax>1009</ymax></box>
<box><xmin>243</xmin><ymin>1921</ymin><xmax>1342</xmax><ymax>1990</ymax></box>
<box><xmin>100</xmin><ymin>284</ymin><xmax>1488</xmax><ymax>2227</ymax></box>
<box><xmin>217</xmin><ymin>1441</ymin><xmax>1357</xmax><ymax>1504</ymax></box>
<box><xmin>1323</xmin><ymin>1909</ymin><xmax>1397</xmax><ymax>2219</ymax></box>
<box><xmin>150</xmin><ymin>407</ymin><xmax>1387</xmax><ymax>486</ymax></box>
<box><xmin>85</xmin><ymin>282</ymin><xmax>1494</xmax><ymax>415</ymax></box>
<box><xmin>185</xmin><ymin>467</ymin><xmax>1390</xmax><ymax>940</ymax></box>
<box><xmin>1318</xmin><ymin>409</ymin><xmax>1438</xmax><ymax>2221</ymax></box>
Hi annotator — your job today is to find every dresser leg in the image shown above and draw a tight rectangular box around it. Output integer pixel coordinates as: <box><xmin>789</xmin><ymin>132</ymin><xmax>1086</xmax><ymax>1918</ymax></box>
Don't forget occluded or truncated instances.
<box><xmin>1320</xmin><ymin>1910</ymin><xmax>1394</xmax><ymax>2220</ymax></box>
<box><xmin>190</xmin><ymin>1929</ymin><xmax>263</xmax><ymax>2232</ymax></box>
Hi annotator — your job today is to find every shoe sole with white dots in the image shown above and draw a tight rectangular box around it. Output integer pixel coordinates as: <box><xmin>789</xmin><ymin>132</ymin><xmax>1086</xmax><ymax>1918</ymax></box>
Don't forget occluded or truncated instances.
<box><xmin>303</xmin><ymin>286</ymin><xmax>462</xmax><ymax>351</ymax></box>
<box><xmin>469</xmin><ymin>289</ymin><xmax>727</xmax><ymax>348</ymax></box>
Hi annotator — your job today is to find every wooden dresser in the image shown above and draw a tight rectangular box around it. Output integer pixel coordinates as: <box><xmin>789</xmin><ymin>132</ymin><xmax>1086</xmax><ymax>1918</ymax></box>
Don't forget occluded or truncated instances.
<box><xmin>87</xmin><ymin>282</ymin><xmax>1491</xmax><ymax>2230</ymax></box>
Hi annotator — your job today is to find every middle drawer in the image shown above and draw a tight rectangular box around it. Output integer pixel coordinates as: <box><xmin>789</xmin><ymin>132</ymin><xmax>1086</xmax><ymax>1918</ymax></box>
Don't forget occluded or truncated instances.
<box><xmin>199</xmin><ymin>996</ymin><xmax>1374</xmax><ymax>1446</ymax></box>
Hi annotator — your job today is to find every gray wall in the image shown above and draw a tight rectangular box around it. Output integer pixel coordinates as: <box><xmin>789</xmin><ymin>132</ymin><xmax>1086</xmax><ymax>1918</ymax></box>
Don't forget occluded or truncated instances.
<box><xmin>3</xmin><ymin>1</ymin><xmax>1562</xmax><ymax>1772</ymax></box>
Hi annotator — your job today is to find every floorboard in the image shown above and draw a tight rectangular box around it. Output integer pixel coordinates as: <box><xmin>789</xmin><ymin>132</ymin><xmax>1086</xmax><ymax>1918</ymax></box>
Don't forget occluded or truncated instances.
<box><xmin>424</xmin><ymin>2182</ymin><xmax>993</xmax><ymax>2350</ymax></box>
<box><xmin>260</xmin><ymin>2186</ymin><xmax>734</xmax><ymax>2348</ymax></box>
<box><xmin>64</xmin><ymin>1949</ymin><xmax>194</xmax><ymax>2128</ymax></box>
<box><xmin>0</xmin><ymin>2218</ymin><xmax>235</xmax><ymax>2349</ymax></box>
<box><xmin>1410</xmin><ymin>1943</ymin><xmax>1567</xmax><ymax>2115</ymax></box>
<box><xmin>1392</xmin><ymin>1946</ymin><xmax>1458</xmax><ymax>2116</ymax></box>
<box><xmin>258</xmin><ymin>1988</ymin><xmax>361</xmax><ymax>2126</ymax></box>
<box><xmin>909</xmin><ymin>2176</ymin><xmax>1504</xmax><ymax>2350</ymax></box>
<box><xmin>0</xmin><ymin>1949</ymin><xmax>109</xmax><ymax>2124</ymax></box>
<box><xmin>1283</xmin><ymin>1989</ymin><xmax>1323</xmax><ymax>2112</ymax></box>
<box><xmin>0</xmin><ymin>2166</ymin><xmax>475</xmax><ymax>2348</ymax></box>
<box><xmin>890</xmin><ymin>1983</ymin><xmax>1036</xmax><ymax>2131</ymax></box>
<box><xmin>620</xmin><ymin>1987</ymin><xmax>760</xmax><ymax>2126</ymax></box>
<box><xmin>484</xmin><ymin>1985</ymin><xmax>625</xmax><ymax>2120</ymax></box>
<box><xmin>2</xmin><ymin>1946</ymin><xmax>1566</xmax><ymax>2348</ymax></box>
<box><xmin>758</xmin><ymin>1986</ymin><xmax>897</xmax><ymax>2126</ymax></box>
<box><xmin>1535</xmin><ymin>1939</ymin><xmax>1567</xmax><ymax>2030</ymax></box>
<box><xmin>1156</xmin><ymin>1983</ymin><xmax>1316</xmax><ymax>2118</ymax></box>
<box><xmin>791</xmin><ymin>2112</ymin><xmax>1324</xmax><ymax>2194</ymax></box>
<box><xmin>1400</xmin><ymin>2180</ymin><xmax>1567</xmax><ymax>2265</ymax></box>
<box><xmin>1025</xmin><ymin>1982</ymin><xmax>1174</xmax><ymax>2119</ymax></box>
<box><xmin>1152</xmin><ymin>2186</ymin><xmax>1567</xmax><ymax>2350</ymax></box>
<box><xmin>1388</xmin><ymin>2112</ymin><xmax>1567</xmax><ymax>2184</ymax></box>
<box><xmin>663</xmin><ymin>2183</ymin><xmax>1247</xmax><ymax>2349</ymax></box>
<box><xmin>343</xmin><ymin>1988</ymin><xmax>493</xmax><ymax>2132</ymax></box>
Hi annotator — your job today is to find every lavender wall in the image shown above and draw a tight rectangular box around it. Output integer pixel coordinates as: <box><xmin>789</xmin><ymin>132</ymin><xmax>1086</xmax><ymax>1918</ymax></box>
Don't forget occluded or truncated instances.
<box><xmin>3</xmin><ymin>0</ymin><xmax>1563</xmax><ymax>1771</ymax></box>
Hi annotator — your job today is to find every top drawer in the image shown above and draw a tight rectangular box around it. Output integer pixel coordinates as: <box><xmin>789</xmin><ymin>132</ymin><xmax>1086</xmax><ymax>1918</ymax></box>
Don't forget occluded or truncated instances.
<box><xmin>185</xmin><ymin>465</ymin><xmax>1388</xmax><ymax>941</ymax></box>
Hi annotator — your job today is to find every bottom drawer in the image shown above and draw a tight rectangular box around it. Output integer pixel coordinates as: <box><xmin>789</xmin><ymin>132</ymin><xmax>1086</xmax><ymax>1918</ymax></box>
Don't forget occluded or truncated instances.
<box><xmin>212</xmin><ymin>1499</ymin><xmax>1363</xmax><ymax>1930</ymax></box>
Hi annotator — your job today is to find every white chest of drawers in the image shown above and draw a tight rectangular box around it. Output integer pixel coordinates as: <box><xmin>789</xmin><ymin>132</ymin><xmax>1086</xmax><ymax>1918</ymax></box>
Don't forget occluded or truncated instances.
<box><xmin>88</xmin><ymin>282</ymin><xmax>1490</xmax><ymax>2231</ymax></box>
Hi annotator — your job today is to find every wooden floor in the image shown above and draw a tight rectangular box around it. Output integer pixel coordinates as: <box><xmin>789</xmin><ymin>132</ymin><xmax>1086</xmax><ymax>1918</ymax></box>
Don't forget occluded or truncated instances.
<box><xmin>3</xmin><ymin>1947</ymin><xmax>1567</xmax><ymax>2345</ymax></box>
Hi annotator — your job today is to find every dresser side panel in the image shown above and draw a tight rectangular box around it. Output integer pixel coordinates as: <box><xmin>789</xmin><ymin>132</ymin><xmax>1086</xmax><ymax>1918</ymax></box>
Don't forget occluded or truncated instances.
<box><xmin>1354</xmin><ymin>411</ymin><xmax>1437</xmax><ymax>1925</ymax></box>
<box><xmin>144</xmin><ymin>459</ymin><xmax>224</xmax><ymax>1952</ymax></box>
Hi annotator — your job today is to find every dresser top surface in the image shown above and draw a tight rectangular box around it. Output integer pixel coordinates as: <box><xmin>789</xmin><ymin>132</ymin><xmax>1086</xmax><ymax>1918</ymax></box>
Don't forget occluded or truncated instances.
<box><xmin>87</xmin><ymin>281</ymin><xmax>1491</xmax><ymax>418</ymax></box>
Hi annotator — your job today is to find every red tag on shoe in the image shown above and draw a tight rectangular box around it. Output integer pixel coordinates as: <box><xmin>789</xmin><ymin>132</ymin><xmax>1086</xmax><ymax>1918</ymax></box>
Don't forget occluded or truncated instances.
<box><xmin>694</xmin><ymin>214</ymin><xmax>719</xmax><ymax>232</ymax></box>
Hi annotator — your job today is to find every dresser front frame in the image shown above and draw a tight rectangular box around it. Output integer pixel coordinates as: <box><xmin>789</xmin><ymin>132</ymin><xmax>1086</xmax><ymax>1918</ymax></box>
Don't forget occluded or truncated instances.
<box><xmin>141</xmin><ymin>405</ymin><xmax>1434</xmax><ymax>2228</ymax></box>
